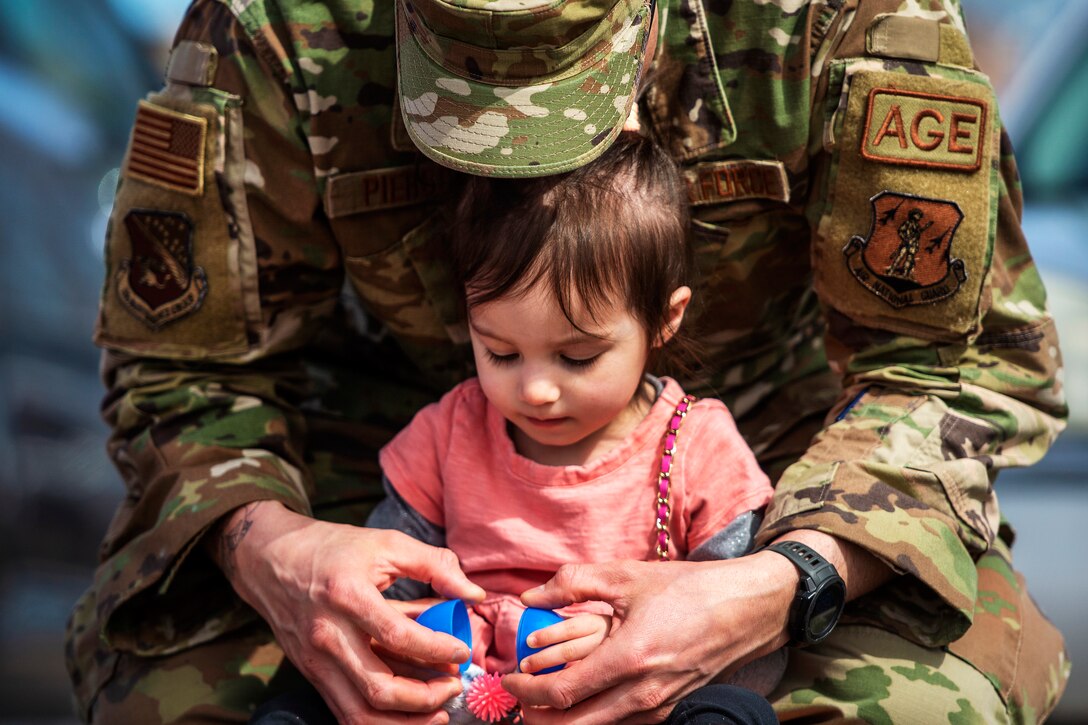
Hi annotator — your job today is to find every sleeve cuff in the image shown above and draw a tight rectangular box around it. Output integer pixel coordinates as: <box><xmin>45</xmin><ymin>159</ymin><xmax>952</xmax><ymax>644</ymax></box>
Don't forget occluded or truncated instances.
<box><xmin>756</xmin><ymin>457</ymin><xmax>977</xmax><ymax>647</ymax></box>
<box><xmin>95</xmin><ymin>458</ymin><xmax>310</xmax><ymax>656</ymax></box>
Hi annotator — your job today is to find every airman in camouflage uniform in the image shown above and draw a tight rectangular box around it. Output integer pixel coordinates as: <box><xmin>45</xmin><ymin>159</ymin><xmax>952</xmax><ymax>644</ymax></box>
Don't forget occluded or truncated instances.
<box><xmin>67</xmin><ymin>0</ymin><xmax>1070</xmax><ymax>722</ymax></box>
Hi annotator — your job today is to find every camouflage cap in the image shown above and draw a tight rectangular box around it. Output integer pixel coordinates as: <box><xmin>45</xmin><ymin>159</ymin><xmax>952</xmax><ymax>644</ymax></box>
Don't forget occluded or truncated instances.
<box><xmin>395</xmin><ymin>0</ymin><xmax>656</xmax><ymax>177</ymax></box>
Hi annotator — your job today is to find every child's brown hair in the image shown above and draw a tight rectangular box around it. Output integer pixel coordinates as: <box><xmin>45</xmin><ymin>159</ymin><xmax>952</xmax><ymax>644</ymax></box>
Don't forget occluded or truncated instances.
<box><xmin>449</xmin><ymin>133</ymin><xmax>695</xmax><ymax>373</ymax></box>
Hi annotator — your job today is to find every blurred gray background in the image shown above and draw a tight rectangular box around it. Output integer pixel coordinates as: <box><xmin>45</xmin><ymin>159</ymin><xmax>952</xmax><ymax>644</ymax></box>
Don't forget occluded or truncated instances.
<box><xmin>1</xmin><ymin>0</ymin><xmax>1085</xmax><ymax>722</ymax></box>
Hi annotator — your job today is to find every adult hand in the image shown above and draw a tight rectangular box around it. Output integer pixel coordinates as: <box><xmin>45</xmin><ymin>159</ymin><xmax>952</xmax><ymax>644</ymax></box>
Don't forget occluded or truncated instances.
<box><xmin>503</xmin><ymin>554</ymin><xmax>798</xmax><ymax>724</ymax></box>
<box><xmin>374</xmin><ymin>599</ymin><xmax>466</xmax><ymax>679</ymax></box>
<box><xmin>211</xmin><ymin>500</ymin><xmax>487</xmax><ymax>725</ymax></box>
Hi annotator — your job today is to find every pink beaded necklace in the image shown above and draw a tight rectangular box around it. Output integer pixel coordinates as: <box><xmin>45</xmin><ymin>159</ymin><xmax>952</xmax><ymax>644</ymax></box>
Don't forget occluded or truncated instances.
<box><xmin>655</xmin><ymin>395</ymin><xmax>694</xmax><ymax>560</ymax></box>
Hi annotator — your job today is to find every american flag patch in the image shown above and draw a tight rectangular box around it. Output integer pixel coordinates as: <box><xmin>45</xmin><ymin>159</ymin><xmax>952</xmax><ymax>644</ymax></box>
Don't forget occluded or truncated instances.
<box><xmin>125</xmin><ymin>101</ymin><xmax>207</xmax><ymax>195</ymax></box>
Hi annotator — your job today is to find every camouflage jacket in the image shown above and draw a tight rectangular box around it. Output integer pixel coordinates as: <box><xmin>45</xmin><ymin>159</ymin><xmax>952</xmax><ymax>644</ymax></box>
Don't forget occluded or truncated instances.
<box><xmin>70</xmin><ymin>0</ymin><xmax>1066</xmax><ymax>715</ymax></box>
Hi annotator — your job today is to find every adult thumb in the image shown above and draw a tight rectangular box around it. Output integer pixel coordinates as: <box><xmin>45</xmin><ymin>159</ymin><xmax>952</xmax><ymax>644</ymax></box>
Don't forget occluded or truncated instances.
<box><xmin>386</xmin><ymin>534</ymin><xmax>486</xmax><ymax>603</ymax></box>
<box><xmin>520</xmin><ymin>560</ymin><xmax>647</xmax><ymax>611</ymax></box>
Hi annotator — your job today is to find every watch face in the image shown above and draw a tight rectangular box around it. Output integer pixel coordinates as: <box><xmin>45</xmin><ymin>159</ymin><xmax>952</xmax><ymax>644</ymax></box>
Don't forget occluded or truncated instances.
<box><xmin>808</xmin><ymin>580</ymin><xmax>846</xmax><ymax>638</ymax></box>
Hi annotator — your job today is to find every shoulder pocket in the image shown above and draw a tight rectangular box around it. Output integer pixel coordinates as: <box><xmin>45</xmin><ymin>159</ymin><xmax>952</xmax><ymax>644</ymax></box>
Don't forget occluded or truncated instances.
<box><xmin>813</xmin><ymin>59</ymin><xmax>999</xmax><ymax>342</ymax></box>
<box><xmin>95</xmin><ymin>86</ymin><xmax>260</xmax><ymax>359</ymax></box>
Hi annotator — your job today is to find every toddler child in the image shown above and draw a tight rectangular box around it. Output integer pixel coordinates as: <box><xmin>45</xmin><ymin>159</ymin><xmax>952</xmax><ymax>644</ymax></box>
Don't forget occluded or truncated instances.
<box><xmin>366</xmin><ymin>134</ymin><xmax>782</xmax><ymax>724</ymax></box>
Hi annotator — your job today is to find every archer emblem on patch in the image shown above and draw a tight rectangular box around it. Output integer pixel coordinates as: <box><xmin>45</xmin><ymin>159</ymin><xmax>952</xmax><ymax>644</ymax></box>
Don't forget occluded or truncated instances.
<box><xmin>116</xmin><ymin>210</ymin><xmax>207</xmax><ymax>328</ymax></box>
<box><xmin>843</xmin><ymin>191</ymin><xmax>966</xmax><ymax>308</ymax></box>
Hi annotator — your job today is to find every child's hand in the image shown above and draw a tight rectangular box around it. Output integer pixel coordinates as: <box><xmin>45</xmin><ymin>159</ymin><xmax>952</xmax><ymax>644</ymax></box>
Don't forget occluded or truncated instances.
<box><xmin>518</xmin><ymin>613</ymin><xmax>613</xmax><ymax>674</ymax></box>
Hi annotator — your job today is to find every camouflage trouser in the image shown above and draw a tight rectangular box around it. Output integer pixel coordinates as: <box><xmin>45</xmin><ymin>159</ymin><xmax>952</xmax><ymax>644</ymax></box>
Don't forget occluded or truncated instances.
<box><xmin>773</xmin><ymin>625</ymin><xmax>1026</xmax><ymax>724</ymax></box>
<box><xmin>88</xmin><ymin>551</ymin><xmax>1068</xmax><ymax>725</ymax></box>
<box><xmin>771</xmin><ymin>546</ymin><xmax>1070</xmax><ymax>724</ymax></box>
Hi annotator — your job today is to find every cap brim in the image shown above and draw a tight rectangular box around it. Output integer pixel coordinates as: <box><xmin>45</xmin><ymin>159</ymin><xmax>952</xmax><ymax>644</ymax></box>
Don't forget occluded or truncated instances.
<box><xmin>395</xmin><ymin>0</ymin><xmax>652</xmax><ymax>178</ymax></box>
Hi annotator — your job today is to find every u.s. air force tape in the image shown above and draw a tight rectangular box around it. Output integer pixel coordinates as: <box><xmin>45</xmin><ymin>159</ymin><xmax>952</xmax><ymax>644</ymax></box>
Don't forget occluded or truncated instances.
<box><xmin>683</xmin><ymin>159</ymin><xmax>790</xmax><ymax>206</ymax></box>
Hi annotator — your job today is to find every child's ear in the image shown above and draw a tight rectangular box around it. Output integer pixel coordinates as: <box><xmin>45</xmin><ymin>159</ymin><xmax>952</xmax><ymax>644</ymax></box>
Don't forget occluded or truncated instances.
<box><xmin>655</xmin><ymin>286</ymin><xmax>691</xmax><ymax>347</ymax></box>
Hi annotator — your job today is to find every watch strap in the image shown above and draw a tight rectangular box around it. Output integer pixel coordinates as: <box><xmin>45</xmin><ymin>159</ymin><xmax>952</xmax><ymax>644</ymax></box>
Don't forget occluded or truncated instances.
<box><xmin>766</xmin><ymin>540</ymin><xmax>846</xmax><ymax>646</ymax></box>
<box><xmin>767</xmin><ymin>540</ymin><xmax>839</xmax><ymax>583</ymax></box>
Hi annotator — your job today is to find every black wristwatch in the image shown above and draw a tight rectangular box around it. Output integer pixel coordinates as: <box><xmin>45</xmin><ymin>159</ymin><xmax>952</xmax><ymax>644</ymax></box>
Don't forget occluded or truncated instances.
<box><xmin>766</xmin><ymin>541</ymin><xmax>846</xmax><ymax>646</ymax></box>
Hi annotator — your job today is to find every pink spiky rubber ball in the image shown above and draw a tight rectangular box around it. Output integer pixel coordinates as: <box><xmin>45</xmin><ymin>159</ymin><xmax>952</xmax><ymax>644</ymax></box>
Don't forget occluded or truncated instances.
<box><xmin>466</xmin><ymin>672</ymin><xmax>517</xmax><ymax>722</ymax></box>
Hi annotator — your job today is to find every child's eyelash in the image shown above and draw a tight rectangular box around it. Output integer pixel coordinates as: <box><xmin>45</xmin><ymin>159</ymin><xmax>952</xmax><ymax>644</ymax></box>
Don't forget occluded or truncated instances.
<box><xmin>561</xmin><ymin>354</ymin><xmax>601</xmax><ymax>369</ymax></box>
<box><xmin>484</xmin><ymin>350</ymin><xmax>602</xmax><ymax>369</ymax></box>
<box><xmin>485</xmin><ymin>350</ymin><xmax>518</xmax><ymax>365</ymax></box>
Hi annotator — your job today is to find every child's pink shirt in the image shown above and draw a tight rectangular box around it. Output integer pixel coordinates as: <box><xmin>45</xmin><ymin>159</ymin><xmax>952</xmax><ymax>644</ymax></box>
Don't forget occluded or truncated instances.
<box><xmin>379</xmin><ymin>377</ymin><xmax>772</xmax><ymax>672</ymax></box>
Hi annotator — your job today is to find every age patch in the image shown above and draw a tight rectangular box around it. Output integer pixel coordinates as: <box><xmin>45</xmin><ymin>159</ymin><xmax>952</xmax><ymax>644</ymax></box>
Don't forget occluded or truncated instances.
<box><xmin>862</xmin><ymin>88</ymin><xmax>987</xmax><ymax>172</ymax></box>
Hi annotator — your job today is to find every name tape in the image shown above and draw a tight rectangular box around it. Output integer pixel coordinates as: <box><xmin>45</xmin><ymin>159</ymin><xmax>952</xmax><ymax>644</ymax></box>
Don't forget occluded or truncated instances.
<box><xmin>683</xmin><ymin>160</ymin><xmax>790</xmax><ymax>206</ymax></box>
<box><xmin>325</xmin><ymin>164</ymin><xmax>450</xmax><ymax>218</ymax></box>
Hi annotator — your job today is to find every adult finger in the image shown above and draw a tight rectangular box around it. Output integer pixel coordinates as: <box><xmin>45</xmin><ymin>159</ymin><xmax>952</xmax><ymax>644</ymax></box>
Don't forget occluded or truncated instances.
<box><xmin>382</xmin><ymin>596</ymin><xmax>463</xmax><ymax>669</ymax></box>
<box><xmin>381</xmin><ymin>534</ymin><xmax>486</xmax><ymax>603</ymax></box>
<box><xmin>353</xmin><ymin>625</ymin><xmax>467</xmax><ymax>711</ymax></box>
<box><xmin>504</xmin><ymin>636</ymin><xmax>631</xmax><ymax>711</ymax></box>
<box><xmin>363</xmin><ymin>594</ymin><xmax>473</xmax><ymax>667</ymax></box>
<box><xmin>371</xmin><ymin>636</ymin><xmax>461</xmax><ymax>678</ymax></box>
<box><xmin>568</xmin><ymin>678</ymin><xmax>676</xmax><ymax>725</ymax></box>
<box><xmin>308</xmin><ymin>614</ymin><xmax>464</xmax><ymax>713</ymax></box>
<box><xmin>302</xmin><ymin>644</ymin><xmax>454</xmax><ymax>722</ymax></box>
<box><xmin>519</xmin><ymin>561</ymin><xmax>643</xmax><ymax>611</ymax></box>
<box><xmin>309</xmin><ymin>663</ymin><xmax>451</xmax><ymax>725</ymax></box>
<box><xmin>363</xmin><ymin>671</ymin><xmax>463</xmax><ymax>715</ymax></box>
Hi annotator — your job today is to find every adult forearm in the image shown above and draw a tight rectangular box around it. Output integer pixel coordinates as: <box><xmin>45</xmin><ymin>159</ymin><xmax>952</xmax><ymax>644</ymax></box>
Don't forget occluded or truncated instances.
<box><xmin>770</xmin><ymin>529</ymin><xmax>894</xmax><ymax>603</ymax></box>
<box><xmin>205</xmin><ymin>500</ymin><xmax>289</xmax><ymax>590</ymax></box>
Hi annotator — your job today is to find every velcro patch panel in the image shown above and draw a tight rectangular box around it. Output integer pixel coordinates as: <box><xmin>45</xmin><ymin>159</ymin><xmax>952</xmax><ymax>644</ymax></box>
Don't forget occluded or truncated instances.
<box><xmin>815</xmin><ymin>66</ymin><xmax>998</xmax><ymax>340</ymax></box>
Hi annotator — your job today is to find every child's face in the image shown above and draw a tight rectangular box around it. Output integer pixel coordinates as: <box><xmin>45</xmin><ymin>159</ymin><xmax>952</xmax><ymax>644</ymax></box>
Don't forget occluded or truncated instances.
<box><xmin>467</xmin><ymin>282</ymin><xmax>652</xmax><ymax>464</ymax></box>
